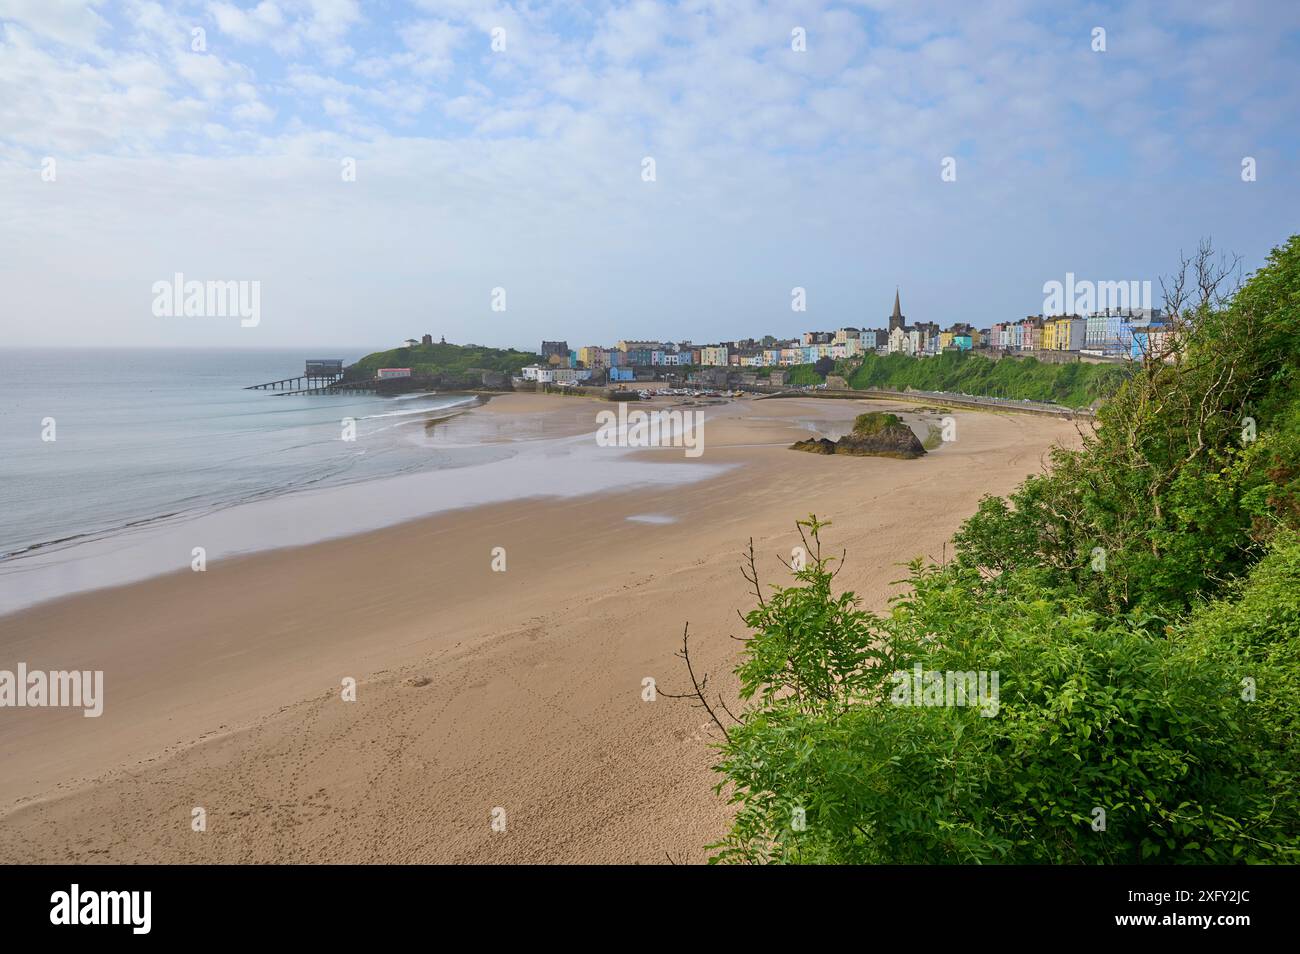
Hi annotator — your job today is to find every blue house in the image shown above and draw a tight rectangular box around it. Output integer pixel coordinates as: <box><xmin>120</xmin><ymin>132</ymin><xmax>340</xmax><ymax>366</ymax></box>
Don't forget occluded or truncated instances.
<box><xmin>1130</xmin><ymin>323</ymin><xmax>1167</xmax><ymax>360</ymax></box>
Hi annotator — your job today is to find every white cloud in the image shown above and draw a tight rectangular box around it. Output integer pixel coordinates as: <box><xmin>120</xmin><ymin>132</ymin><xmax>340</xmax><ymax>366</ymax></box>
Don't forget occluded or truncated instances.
<box><xmin>172</xmin><ymin>48</ymin><xmax>252</xmax><ymax>101</ymax></box>
<box><xmin>0</xmin><ymin>0</ymin><xmax>108</xmax><ymax>49</ymax></box>
<box><xmin>208</xmin><ymin>0</ymin><xmax>286</xmax><ymax>44</ymax></box>
<box><xmin>232</xmin><ymin>99</ymin><xmax>275</xmax><ymax>123</ymax></box>
<box><xmin>1</xmin><ymin>1</ymin><xmax>1297</xmax><ymax>348</ymax></box>
<box><xmin>399</xmin><ymin>17</ymin><xmax>462</xmax><ymax>76</ymax></box>
<box><xmin>207</xmin><ymin>0</ymin><xmax>358</xmax><ymax>62</ymax></box>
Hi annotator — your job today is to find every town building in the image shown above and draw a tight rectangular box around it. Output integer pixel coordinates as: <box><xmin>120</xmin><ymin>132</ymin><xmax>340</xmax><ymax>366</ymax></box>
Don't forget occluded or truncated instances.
<box><xmin>942</xmin><ymin>323</ymin><xmax>981</xmax><ymax>349</ymax></box>
<box><xmin>1043</xmin><ymin>315</ymin><xmax>1087</xmax><ymax>351</ymax></box>
<box><xmin>1022</xmin><ymin>317</ymin><xmax>1044</xmax><ymax>350</ymax></box>
<box><xmin>884</xmin><ymin>292</ymin><xmax>940</xmax><ymax>356</ymax></box>
<box><xmin>1085</xmin><ymin>308</ymin><xmax>1163</xmax><ymax>356</ymax></box>
<box><xmin>616</xmin><ymin>339</ymin><xmax>659</xmax><ymax>353</ymax></box>
<box><xmin>700</xmin><ymin>345</ymin><xmax>729</xmax><ymax>366</ymax></box>
<box><xmin>1131</xmin><ymin>322</ymin><xmax>1176</xmax><ymax>362</ymax></box>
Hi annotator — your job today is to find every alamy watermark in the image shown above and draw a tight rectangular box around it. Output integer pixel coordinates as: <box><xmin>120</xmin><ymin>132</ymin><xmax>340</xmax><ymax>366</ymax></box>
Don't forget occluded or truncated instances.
<box><xmin>889</xmin><ymin>664</ymin><xmax>1000</xmax><ymax>717</ymax></box>
<box><xmin>50</xmin><ymin>885</ymin><xmax>150</xmax><ymax>934</ymax></box>
<box><xmin>595</xmin><ymin>404</ymin><xmax>705</xmax><ymax>458</ymax></box>
<box><xmin>152</xmin><ymin>273</ymin><xmax>260</xmax><ymax>327</ymax></box>
<box><xmin>0</xmin><ymin>664</ymin><xmax>104</xmax><ymax>717</ymax></box>
<box><xmin>1042</xmin><ymin>272</ymin><xmax>1152</xmax><ymax>316</ymax></box>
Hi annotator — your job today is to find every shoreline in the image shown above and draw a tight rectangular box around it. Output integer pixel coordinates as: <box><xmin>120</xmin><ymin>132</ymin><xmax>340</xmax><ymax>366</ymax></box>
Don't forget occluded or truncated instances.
<box><xmin>0</xmin><ymin>392</ymin><xmax>730</xmax><ymax>618</ymax></box>
<box><xmin>0</xmin><ymin>397</ymin><xmax>1078</xmax><ymax>862</ymax></box>
<box><xmin>0</xmin><ymin>392</ymin><xmax>491</xmax><ymax>565</ymax></box>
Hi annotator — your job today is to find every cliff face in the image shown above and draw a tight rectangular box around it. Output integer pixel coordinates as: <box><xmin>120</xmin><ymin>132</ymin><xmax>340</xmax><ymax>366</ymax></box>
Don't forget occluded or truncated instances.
<box><xmin>790</xmin><ymin>411</ymin><xmax>926</xmax><ymax>459</ymax></box>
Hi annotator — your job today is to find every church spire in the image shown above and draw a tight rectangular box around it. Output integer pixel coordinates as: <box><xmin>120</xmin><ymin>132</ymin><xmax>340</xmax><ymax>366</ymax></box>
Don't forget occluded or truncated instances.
<box><xmin>890</xmin><ymin>287</ymin><xmax>904</xmax><ymax>331</ymax></box>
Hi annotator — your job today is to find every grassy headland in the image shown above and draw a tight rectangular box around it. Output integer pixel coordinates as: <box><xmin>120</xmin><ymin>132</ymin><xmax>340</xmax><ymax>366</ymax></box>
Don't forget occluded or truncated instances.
<box><xmin>344</xmin><ymin>341</ymin><xmax>536</xmax><ymax>384</ymax></box>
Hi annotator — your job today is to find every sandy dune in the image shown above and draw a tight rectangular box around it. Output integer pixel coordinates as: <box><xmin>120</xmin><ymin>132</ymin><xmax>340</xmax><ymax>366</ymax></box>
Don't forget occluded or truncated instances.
<box><xmin>0</xmin><ymin>395</ymin><xmax>1079</xmax><ymax>863</ymax></box>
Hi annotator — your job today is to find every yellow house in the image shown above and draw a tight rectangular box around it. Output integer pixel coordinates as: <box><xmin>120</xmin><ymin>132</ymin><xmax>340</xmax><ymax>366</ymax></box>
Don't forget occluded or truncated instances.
<box><xmin>939</xmin><ymin>331</ymin><xmax>954</xmax><ymax>350</ymax></box>
<box><xmin>1042</xmin><ymin>318</ymin><xmax>1062</xmax><ymax>350</ymax></box>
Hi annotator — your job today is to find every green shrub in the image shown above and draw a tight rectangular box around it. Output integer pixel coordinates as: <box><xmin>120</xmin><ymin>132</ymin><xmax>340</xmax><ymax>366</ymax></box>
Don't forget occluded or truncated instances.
<box><xmin>698</xmin><ymin>236</ymin><xmax>1300</xmax><ymax>864</ymax></box>
<box><xmin>709</xmin><ymin>519</ymin><xmax>1300</xmax><ymax>864</ymax></box>
<box><xmin>954</xmin><ymin>236</ymin><xmax>1300</xmax><ymax>614</ymax></box>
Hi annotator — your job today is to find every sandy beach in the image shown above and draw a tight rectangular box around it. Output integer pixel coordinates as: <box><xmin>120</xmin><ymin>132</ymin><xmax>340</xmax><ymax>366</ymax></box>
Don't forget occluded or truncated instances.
<box><xmin>0</xmin><ymin>393</ymin><xmax>1079</xmax><ymax>864</ymax></box>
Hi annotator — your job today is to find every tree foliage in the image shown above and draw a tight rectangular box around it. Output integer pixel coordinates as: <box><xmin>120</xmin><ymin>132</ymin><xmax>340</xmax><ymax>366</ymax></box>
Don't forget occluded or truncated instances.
<box><xmin>696</xmin><ymin>237</ymin><xmax>1300</xmax><ymax>864</ymax></box>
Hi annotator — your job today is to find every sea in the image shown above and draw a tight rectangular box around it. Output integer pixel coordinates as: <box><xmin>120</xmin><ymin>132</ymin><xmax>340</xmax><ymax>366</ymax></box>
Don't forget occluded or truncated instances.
<box><xmin>0</xmin><ymin>348</ymin><xmax>486</xmax><ymax>561</ymax></box>
<box><xmin>0</xmin><ymin>348</ymin><xmax>728</xmax><ymax>615</ymax></box>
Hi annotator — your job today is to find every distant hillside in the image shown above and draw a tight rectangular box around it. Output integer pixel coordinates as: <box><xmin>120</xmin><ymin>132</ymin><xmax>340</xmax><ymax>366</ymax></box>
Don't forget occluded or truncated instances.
<box><xmin>344</xmin><ymin>342</ymin><xmax>537</xmax><ymax>382</ymax></box>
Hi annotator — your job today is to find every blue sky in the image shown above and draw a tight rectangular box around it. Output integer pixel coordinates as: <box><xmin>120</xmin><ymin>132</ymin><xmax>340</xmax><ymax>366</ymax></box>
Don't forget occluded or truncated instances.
<box><xmin>1</xmin><ymin>0</ymin><xmax>1298</xmax><ymax>350</ymax></box>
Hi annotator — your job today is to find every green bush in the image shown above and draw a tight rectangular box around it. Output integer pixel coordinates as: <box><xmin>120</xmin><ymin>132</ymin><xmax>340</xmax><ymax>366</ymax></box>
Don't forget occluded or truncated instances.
<box><xmin>710</xmin><ymin>519</ymin><xmax>1300</xmax><ymax>864</ymax></box>
<box><xmin>954</xmin><ymin>236</ymin><xmax>1300</xmax><ymax>614</ymax></box>
<box><xmin>699</xmin><ymin>236</ymin><xmax>1300</xmax><ymax>864</ymax></box>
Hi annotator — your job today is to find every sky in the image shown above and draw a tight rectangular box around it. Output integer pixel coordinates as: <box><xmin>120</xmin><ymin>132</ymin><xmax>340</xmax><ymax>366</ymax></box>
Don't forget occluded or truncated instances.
<box><xmin>1</xmin><ymin>0</ymin><xmax>1298</xmax><ymax>352</ymax></box>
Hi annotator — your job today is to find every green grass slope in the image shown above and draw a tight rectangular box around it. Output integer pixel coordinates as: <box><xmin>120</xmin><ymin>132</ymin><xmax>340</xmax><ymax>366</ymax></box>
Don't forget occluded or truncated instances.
<box><xmin>345</xmin><ymin>342</ymin><xmax>537</xmax><ymax>381</ymax></box>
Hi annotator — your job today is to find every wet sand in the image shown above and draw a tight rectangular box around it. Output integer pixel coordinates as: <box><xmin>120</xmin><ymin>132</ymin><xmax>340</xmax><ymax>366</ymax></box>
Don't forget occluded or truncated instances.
<box><xmin>0</xmin><ymin>393</ymin><xmax>1079</xmax><ymax>863</ymax></box>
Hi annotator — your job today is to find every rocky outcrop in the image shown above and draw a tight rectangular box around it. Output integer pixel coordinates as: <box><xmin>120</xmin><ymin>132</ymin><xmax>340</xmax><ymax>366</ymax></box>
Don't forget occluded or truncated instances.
<box><xmin>791</xmin><ymin>437</ymin><xmax>838</xmax><ymax>454</ymax></box>
<box><xmin>790</xmin><ymin>412</ymin><xmax>926</xmax><ymax>459</ymax></box>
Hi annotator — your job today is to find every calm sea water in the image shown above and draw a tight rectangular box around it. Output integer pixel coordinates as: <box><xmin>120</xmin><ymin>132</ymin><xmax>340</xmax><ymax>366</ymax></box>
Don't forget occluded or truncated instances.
<box><xmin>0</xmin><ymin>348</ymin><xmax>484</xmax><ymax>560</ymax></box>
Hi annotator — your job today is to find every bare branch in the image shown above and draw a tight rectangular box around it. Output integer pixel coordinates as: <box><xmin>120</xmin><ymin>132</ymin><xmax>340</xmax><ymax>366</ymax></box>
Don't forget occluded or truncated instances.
<box><xmin>657</xmin><ymin>624</ymin><xmax>732</xmax><ymax>743</ymax></box>
<box><xmin>739</xmin><ymin>538</ymin><xmax>765</xmax><ymax>606</ymax></box>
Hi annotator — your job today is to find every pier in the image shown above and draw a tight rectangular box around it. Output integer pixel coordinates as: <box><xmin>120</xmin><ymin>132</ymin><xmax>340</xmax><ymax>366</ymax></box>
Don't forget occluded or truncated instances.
<box><xmin>273</xmin><ymin>378</ymin><xmax>378</xmax><ymax>396</ymax></box>
<box><xmin>245</xmin><ymin>372</ymin><xmax>344</xmax><ymax>392</ymax></box>
<box><xmin>246</xmin><ymin>360</ymin><xmax>363</xmax><ymax>395</ymax></box>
